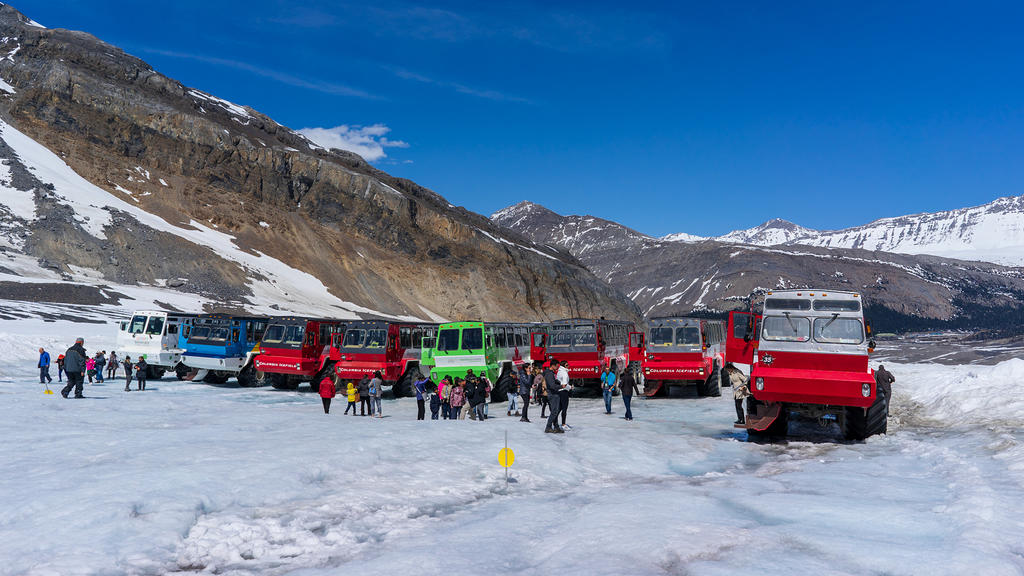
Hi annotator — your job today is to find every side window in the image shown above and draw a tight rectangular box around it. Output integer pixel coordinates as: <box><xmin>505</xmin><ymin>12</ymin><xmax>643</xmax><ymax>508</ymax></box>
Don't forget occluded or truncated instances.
<box><xmin>412</xmin><ymin>329</ymin><xmax>423</xmax><ymax>348</ymax></box>
<box><xmin>497</xmin><ymin>328</ymin><xmax>506</xmax><ymax>348</ymax></box>
<box><xmin>400</xmin><ymin>328</ymin><xmax>412</xmax><ymax>349</ymax></box>
<box><xmin>168</xmin><ymin>324</ymin><xmax>178</xmax><ymax>335</ymax></box>
<box><xmin>232</xmin><ymin>328</ymin><xmax>240</xmax><ymax>342</ymax></box>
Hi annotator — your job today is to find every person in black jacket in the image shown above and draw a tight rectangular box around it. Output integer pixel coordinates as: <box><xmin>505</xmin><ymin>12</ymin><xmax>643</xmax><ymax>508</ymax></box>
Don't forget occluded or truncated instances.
<box><xmin>134</xmin><ymin>357</ymin><xmax>148</xmax><ymax>391</ymax></box>
<box><xmin>875</xmin><ymin>365</ymin><xmax>895</xmax><ymax>414</ymax></box>
<box><xmin>123</xmin><ymin>356</ymin><xmax>133</xmax><ymax>391</ymax></box>
<box><xmin>544</xmin><ymin>361</ymin><xmax>564</xmax><ymax>433</ymax></box>
<box><xmin>518</xmin><ymin>363</ymin><xmax>533</xmax><ymax>423</ymax></box>
<box><xmin>620</xmin><ymin>368</ymin><xmax>641</xmax><ymax>421</ymax></box>
<box><xmin>60</xmin><ymin>338</ymin><xmax>88</xmax><ymax>399</ymax></box>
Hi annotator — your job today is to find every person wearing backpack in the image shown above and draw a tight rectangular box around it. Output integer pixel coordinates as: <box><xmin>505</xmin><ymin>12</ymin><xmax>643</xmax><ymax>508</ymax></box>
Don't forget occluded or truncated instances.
<box><xmin>319</xmin><ymin>375</ymin><xmax>336</xmax><ymax>414</ymax></box>
<box><xmin>428</xmin><ymin>383</ymin><xmax>441</xmax><ymax>420</ymax></box>
<box><xmin>358</xmin><ymin>375</ymin><xmax>371</xmax><ymax>416</ymax></box>
<box><xmin>107</xmin><ymin>351</ymin><xmax>119</xmax><ymax>380</ymax></box>
<box><xmin>449</xmin><ymin>378</ymin><xmax>466</xmax><ymax>419</ymax></box>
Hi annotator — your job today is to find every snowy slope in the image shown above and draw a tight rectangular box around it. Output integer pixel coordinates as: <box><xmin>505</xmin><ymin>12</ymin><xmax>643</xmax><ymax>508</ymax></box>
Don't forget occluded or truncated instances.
<box><xmin>0</xmin><ymin>119</ymin><xmax>405</xmax><ymax>320</ymax></box>
<box><xmin>1</xmin><ymin>321</ymin><xmax>1022</xmax><ymax>575</ymax></box>
<box><xmin>712</xmin><ymin>218</ymin><xmax>816</xmax><ymax>246</ymax></box>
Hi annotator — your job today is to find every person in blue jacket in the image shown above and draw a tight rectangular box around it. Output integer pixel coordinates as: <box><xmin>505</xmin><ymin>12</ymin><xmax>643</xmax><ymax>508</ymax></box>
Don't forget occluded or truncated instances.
<box><xmin>600</xmin><ymin>365</ymin><xmax>617</xmax><ymax>414</ymax></box>
<box><xmin>38</xmin><ymin>348</ymin><xmax>52</xmax><ymax>384</ymax></box>
<box><xmin>414</xmin><ymin>374</ymin><xmax>430</xmax><ymax>420</ymax></box>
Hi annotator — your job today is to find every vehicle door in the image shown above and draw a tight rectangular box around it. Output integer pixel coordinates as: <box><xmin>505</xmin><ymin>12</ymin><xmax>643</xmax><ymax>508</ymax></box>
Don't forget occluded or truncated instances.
<box><xmin>726</xmin><ymin>311</ymin><xmax>760</xmax><ymax>364</ymax></box>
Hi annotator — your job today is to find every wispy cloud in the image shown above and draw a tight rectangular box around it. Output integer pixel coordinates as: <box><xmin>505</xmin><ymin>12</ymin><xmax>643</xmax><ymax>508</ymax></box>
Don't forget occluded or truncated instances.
<box><xmin>298</xmin><ymin>124</ymin><xmax>409</xmax><ymax>162</ymax></box>
<box><xmin>141</xmin><ymin>49</ymin><xmax>377</xmax><ymax>99</ymax></box>
<box><xmin>387</xmin><ymin>66</ymin><xmax>534</xmax><ymax>104</ymax></box>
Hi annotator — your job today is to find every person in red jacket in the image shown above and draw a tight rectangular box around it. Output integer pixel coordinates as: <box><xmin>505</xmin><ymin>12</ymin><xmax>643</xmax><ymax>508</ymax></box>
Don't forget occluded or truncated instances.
<box><xmin>319</xmin><ymin>375</ymin><xmax>337</xmax><ymax>414</ymax></box>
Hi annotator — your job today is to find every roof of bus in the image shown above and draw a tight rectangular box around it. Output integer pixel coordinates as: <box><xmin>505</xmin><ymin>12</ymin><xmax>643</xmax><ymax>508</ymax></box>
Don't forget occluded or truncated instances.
<box><xmin>266</xmin><ymin>316</ymin><xmax>347</xmax><ymax>325</ymax></box>
<box><xmin>192</xmin><ymin>314</ymin><xmax>269</xmax><ymax>321</ymax></box>
<box><xmin>345</xmin><ymin>320</ymin><xmax>438</xmax><ymax>329</ymax></box>
<box><xmin>126</xmin><ymin>310</ymin><xmax>198</xmax><ymax>318</ymax></box>
<box><xmin>765</xmin><ymin>290</ymin><xmax>861</xmax><ymax>299</ymax></box>
<box><xmin>552</xmin><ymin>318</ymin><xmax>633</xmax><ymax>325</ymax></box>
<box><xmin>437</xmin><ymin>322</ymin><xmax>534</xmax><ymax>329</ymax></box>
<box><xmin>648</xmin><ymin>317</ymin><xmax>721</xmax><ymax>326</ymax></box>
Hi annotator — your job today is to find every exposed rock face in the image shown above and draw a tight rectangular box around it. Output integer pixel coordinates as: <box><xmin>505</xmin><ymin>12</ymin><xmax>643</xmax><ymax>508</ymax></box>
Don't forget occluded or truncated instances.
<box><xmin>492</xmin><ymin>201</ymin><xmax>1024</xmax><ymax>332</ymax></box>
<box><xmin>0</xmin><ymin>6</ymin><xmax>639</xmax><ymax>322</ymax></box>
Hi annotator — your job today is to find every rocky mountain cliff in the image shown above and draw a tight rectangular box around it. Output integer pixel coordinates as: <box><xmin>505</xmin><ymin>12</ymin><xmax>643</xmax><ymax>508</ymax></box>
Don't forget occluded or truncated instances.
<box><xmin>492</xmin><ymin>201</ymin><xmax>1024</xmax><ymax>333</ymax></box>
<box><xmin>658</xmin><ymin>195</ymin><xmax>1024</xmax><ymax>267</ymax></box>
<box><xmin>0</xmin><ymin>5</ymin><xmax>640</xmax><ymax>322</ymax></box>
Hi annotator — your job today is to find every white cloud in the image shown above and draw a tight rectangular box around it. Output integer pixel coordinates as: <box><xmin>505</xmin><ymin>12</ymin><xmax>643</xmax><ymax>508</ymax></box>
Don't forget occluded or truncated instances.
<box><xmin>297</xmin><ymin>124</ymin><xmax>409</xmax><ymax>162</ymax></box>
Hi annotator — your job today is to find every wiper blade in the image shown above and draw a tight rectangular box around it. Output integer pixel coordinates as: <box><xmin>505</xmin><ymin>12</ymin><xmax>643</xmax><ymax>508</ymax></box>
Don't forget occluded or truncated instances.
<box><xmin>784</xmin><ymin>311</ymin><xmax>797</xmax><ymax>332</ymax></box>
<box><xmin>822</xmin><ymin>313</ymin><xmax>839</xmax><ymax>330</ymax></box>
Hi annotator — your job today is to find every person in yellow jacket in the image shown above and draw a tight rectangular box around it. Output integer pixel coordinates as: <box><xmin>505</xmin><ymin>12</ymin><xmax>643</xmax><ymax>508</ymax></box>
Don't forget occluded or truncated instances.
<box><xmin>343</xmin><ymin>381</ymin><xmax>359</xmax><ymax>415</ymax></box>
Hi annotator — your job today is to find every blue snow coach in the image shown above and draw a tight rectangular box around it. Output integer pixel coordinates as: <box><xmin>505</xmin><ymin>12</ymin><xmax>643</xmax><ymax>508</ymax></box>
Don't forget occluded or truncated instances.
<box><xmin>178</xmin><ymin>314</ymin><xmax>270</xmax><ymax>385</ymax></box>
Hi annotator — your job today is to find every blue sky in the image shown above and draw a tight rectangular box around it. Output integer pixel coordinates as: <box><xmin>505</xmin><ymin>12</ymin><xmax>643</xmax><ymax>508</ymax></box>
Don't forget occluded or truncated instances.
<box><xmin>14</xmin><ymin>1</ymin><xmax>1024</xmax><ymax>236</ymax></box>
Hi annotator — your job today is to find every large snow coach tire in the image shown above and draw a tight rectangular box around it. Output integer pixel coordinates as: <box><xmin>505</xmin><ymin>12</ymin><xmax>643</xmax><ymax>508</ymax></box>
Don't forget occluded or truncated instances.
<box><xmin>236</xmin><ymin>365</ymin><xmax>256</xmax><ymax>387</ymax></box>
<box><xmin>146</xmin><ymin>366</ymin><xmax>165</xmax><ymax>380</ymax></box>
<box><xmin>644</xmin><ymin>379</ymin><xmax>666</xmax><ymax>397</ymax></box>
<box><xmin>394</xmin><ymin>369</ymin><xmax>417</xmax><ymax>398</ymax></box>
<box><xmin>203</xmin><ymin>372</ymin><xmax>229</xmax><ymax>385</ymax></box>
<box><xmin>700</xmin><ymin>362</ymin><xmax>722</xmax><ymax>397</ymax></box>
<box><xmin>175</xmin><ymin>363</ymin><xmax>190</xmax><ymax>380</ymax></box>
<box><xmin>311</xmin><ymin>362</ymin><xmax>335</xmax><ymax>393</ymax></box>
<box><xmin>844</xmin><ymin>385</ymin><xmax>888</xmax><ymax>441</ymax></box>
<box><xmin>270</xmin><ymin>374</ymin><xmax>297</xmax><ymax>390</ymax></box>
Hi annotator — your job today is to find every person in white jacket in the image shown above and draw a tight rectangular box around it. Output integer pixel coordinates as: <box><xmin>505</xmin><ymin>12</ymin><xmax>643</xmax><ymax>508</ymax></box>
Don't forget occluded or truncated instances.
<box><xmin>556</xmin><ymin>361</ymin><xmax>571</xmax><ymax>428</ymax></box>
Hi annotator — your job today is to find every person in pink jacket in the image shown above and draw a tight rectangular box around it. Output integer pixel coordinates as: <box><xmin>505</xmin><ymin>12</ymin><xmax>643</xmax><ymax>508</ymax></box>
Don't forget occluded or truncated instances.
<box><xmin>448</xmin><ymin>378</ymin><xmax>466</xmax><ymax>420</ymax></box>
<box><xmin>85</xmin><ymin>357</ymin><xmax>96</xmax><ymax>383</ymax></box>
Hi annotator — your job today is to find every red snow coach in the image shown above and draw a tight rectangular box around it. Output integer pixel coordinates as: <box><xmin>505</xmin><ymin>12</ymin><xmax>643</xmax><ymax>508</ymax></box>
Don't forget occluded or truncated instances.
<box><xmin>728</xmin><ymin>290</ymin><xmax>885</xmax><ymax>440</ymax></box>
<box><xmin>531</xmin><ymin>318</ymin><xmax>635</xmax><ymax>391</ymax></box>
<box><xmin>636</xmin><ymin>317</ymin><xmax>726</xmax><ymax>397</ymax></box>
<box><xmin>253</xmin><ymin>317</ymin><xmax>347</xmax><ymax>391</ymax></box>
<box><xmin>332</xmin><ymin>320</ymin><xmax>438</xmax><ymax>396</ymax></box>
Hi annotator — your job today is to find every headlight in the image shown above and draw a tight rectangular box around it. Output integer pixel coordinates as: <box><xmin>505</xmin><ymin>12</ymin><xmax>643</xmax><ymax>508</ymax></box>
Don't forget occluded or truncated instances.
<box><xmin>755</xmin><ymin>377</ymin><xmax>764</xmax><ymax>391</ymax></box>
<box><xmin>862</xmin><ymin>383</ymin><xmax>871</xmax><ymax>397</ymax></box>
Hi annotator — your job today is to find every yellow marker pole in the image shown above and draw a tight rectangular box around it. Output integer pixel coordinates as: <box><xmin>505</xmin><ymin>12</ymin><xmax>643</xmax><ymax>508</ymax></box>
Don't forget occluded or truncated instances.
<box><xmin>499</xmin><ymin>430</ymin><xmax>515</xmax><ymax>487</ymax></box>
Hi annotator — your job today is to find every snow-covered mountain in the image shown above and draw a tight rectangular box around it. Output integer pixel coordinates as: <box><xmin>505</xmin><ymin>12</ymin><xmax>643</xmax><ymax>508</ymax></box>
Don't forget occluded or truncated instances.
<box><xmin>658</xmin><ymin>196</ymin><xmax>1024</xmax><ymax>266</ymax></box>
<box><xmin>0</xmin><ymin>5</ymin><xmax>639</xmax><ymax>323</ymax></box>
<box><xmin>492</xmin><ymin>200</ymin><xmax>1024</xmax><ymax>332</ymax></box>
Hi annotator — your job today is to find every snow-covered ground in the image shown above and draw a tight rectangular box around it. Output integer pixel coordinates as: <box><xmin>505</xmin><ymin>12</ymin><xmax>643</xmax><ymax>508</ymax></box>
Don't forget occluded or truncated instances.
<box><xmin>1</xmin><ymin>319</ymin><xmax>1023</xmax><ymax>575</ymax></box>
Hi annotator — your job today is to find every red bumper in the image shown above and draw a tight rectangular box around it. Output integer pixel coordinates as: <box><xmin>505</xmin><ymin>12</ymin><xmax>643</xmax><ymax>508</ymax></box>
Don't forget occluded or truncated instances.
<box><xmin>254</xmin><ymin>356</ymin><xmax>320</xmax><ymax>377</ymax></box>
<box><xmin>642</xmin><ymin>361</ymin><xmax>707</xmax><ymax>381</ymax></box>
<box><xmin>751</xmin><ymin>366</ymin><xmax>876</xmax><ymax>408</ymax></box>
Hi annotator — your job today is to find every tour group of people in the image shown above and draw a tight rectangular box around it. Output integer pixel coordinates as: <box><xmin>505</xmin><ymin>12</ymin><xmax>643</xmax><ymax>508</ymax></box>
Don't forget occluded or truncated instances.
<box><xmin>316</xmin><ymin>360</ymin><xmax>644</xmax><ymax>432</ymax></box>
<box><xmin>38</xmin><ymin>340</ymin><xmax>155</xmax><ymax>398</ymax></box>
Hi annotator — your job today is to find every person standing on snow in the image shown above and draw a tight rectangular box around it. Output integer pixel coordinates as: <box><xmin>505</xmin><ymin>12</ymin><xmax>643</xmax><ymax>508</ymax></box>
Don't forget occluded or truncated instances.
<box><xmin>56</xmin><ymin>354</ymin><xmax>65</xmax><ymax>382</ymax></box>
<box><xmin>544</xmin><ymin>360</ymin><xmax>564</xmax><ymax>434</ymax></box>
<box><xmin>428</xmin><ymin>382</ymin><xmax>441</xmax><ymax>420</ymax></box>
<box><xmin>107</xmin><ymin>351</ymin><xmax>119</xmax><ymax>380</ymax></box>
<box><xmin>536</xmin><ymin>367</ymin><xmax>549</xmax><ymax>418</ymax></box>
<box><xmin>344</xmin><ymin>381</ymin><xmax>359</xmax><ymax>415</ymax></box>
<box><xmin>518</xmin><ymin>364</ymin><xmax>533</xmax><ymax>423</ymax></box>
<box><xmin>506</xmin><ymin>366</ymin><xmax>520</xmax><ymax>417</ymax></box>
<box><xmin>134</xmin><ymin>357</ymin><xmax>148</xmax><ymax>391</ymax></box>
<box><xmin>85</xmin><ymin>356</ymin><xmax>96</xmax><ymax>384</ymax></box>
<box><xmin>358</xmin><ymin>374</ymin><xmax>371</xmax><ymax>416</ymax></box>
<box><xmin>557</xmin><ymin>360</ymin><xmax>571</xmax><ymax>429</ymax></box>
<box><xmin>319</xmin><ymin>374</ymin><xmax>336</xmax><ymax>414</ymax></box>
<box><xmin>38</xmin><ymin>348</ymin><xmax>52</xmax><ymax>384</ymax></box>
<box><xmin>600</xmin><ymin>365</ymin><xmax>617</xmax><ymax>414</ymax></box>
<box><xmin>620</xmin><ymin>367</ymin><xmax>640</xmax><ymax>421</ymax></box>
<box><xmin>122</xmin><ymin>355</ymin><xmax>133</xmax><ymax>391</ymax></box>
<box><xmin>60</xmin><ymin>338</ymin><xmax>88</xmax><ymax>399</ymax></box>
<box><xmin>724</xmin><ymin>363</ymin><xmax>750</xmax><ymax>425</ymax></box>
<box><xmin>370</xmin><ymin>371</ymin><xmax>384</xmax><ymax>417</ymax></box>
<box><xmin>875</xmin><ymin>365</ymin><xmax>895</xmax><ymax>415</ymax></box>
<box><xmin>94</xmin><ymin>352</ymin><xmax>106</xmax><ymax>383</ymax></box>
<box><xmin>449</xmin><ymin>378</ymin><xmax>466</xmax><ymax>419</ymax></box>
<box><xmin>414</xmin><ymin>374</ymin><xmax>430</xmax><ymax>420</ymax></box>
<box><xmin>439</xmin><ymin>376</ymin><xmax>452</xmax><ymax>419</ymax></box>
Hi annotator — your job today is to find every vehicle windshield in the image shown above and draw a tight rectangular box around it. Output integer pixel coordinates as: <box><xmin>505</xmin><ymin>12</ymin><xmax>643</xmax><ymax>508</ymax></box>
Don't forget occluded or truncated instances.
<box><xmin>650</xmin><ymin>327</ymin><xmax>674</xmax><ymax>346</ymax></box>
<box><xmin>145</xmin><ymin>316</ymin><xmax>164</xmax><ymax>335</ymax></box>
<box><xmin>129</xmin><ymin>315</ymin><xmax>147</xmax><ymax>334</ymax></box>
<box><xmin>461</xmin><ymin>328</ymin><xmax>483</xmax><ymax>350</ymax></box>
<box><xmin>437</xmin><ymin>329</ymin><xmax>460</xmax><ymax>351</ymax></box>
<box><xmin>284</xmin><ymin>325</ymin><xmax>305</xmax><ymax>345</ymax></box>
<box><xmin>813</xmin><ymin>317</ymin><xmax>864</xmax><ymax>344</ymax></box>
<box><xmin>813</xmin><ymin>299</ymin><xmax>861</xmax><ymax>312</ymax></box>
<box><xmin>342</xmin><ymin>328</ymin><xmax>387</xmax><ymax>349</ymax></box>
<box><xmin>675</xmin><ymin>326</ymin><xmax>700</xmax><ymax>346</ymax></box>
<box><xmin>765</xmin><ymin>298</ymin><xmax>812</xmax><ymax>311</ymax></box>
<box><xmin>262</xmin><ymin>325</ymin><xmax>286</xmax><ymax>344</ymax></box>
<box><xmin>762</xmin><ymin>315</ymin><xmax>811</xmax><ymax>342</ymax></box>
<box><xmin>549</xmin><ymin>330</ymin><xmax>597</xmax><ymax>349</ymax></box>
<box><xmin>188</xmin><ymin>324</ymin><xmax>230</xmax><ymax>344</ymax></box>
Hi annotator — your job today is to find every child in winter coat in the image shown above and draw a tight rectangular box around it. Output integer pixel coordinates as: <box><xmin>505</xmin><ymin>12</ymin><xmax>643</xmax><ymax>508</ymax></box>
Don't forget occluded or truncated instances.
<box><xmin>56</xmin><ymin>354</ymin><xmax>65</xmax><ymax>382</ymax></box>
<box><xmin>344</xmin><ymin>381</ymin><xmax>359</xmax><ymax>415</ymax></box>
<box><xmin>86</xmin><ymin>357</ymin><xmax>96</xmax><ymax>383</ymax></box>
<box><xmin>319</xmin><ymin>376</ymin><xmax>336</xmax><ymax>414</ymax></box>
<box><xmin>428</xmin><ymin>383</ymin><xmax>441</xmax><ymax>420</ymax></box>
